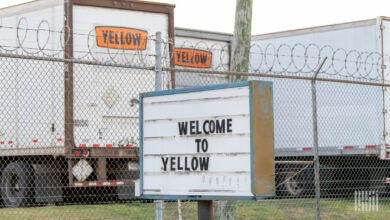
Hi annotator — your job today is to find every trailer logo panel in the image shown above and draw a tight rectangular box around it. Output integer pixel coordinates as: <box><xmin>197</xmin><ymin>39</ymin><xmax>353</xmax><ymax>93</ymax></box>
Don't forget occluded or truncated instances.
<box><xmin>95</xmin><ymin>26</ymin><xmax>147</xmax><ymax>50</ymax></box>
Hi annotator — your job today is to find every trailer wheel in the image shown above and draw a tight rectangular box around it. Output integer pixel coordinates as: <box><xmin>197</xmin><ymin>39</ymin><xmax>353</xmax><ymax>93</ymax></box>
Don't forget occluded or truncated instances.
<box><xmin>1</xmin><ymin>161</ymin><xmax>34</xmax><ymax>207</ymax></box>
<box><xmin>278</xmin><ymin>166</ymin><xmax>313</xmax><ymax>198</ymax></box>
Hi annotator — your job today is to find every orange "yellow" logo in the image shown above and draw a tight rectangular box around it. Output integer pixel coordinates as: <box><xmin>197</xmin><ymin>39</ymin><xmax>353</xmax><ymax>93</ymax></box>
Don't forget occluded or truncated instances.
<box><xmin>174</xmin><ymin>48</ymin><xmax>212</xmax><ymax>68</ymax></box>
<box><xmin>95</xmin><ymin>26</ymin><xmax>147</xmax><ymax>50</ymax></box>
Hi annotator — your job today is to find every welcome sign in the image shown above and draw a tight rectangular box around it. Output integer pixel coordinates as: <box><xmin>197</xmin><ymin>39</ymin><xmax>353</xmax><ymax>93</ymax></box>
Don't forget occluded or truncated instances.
<box><xmin>139</xmin><ymin>81</ymin><xmax>275</xmax><ymax>200</ymax></box>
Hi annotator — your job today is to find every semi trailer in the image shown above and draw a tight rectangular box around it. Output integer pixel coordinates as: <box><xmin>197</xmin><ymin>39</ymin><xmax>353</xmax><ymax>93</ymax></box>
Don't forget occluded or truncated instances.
<box><xmin>250</xmin><ymin>17</ymin><xmax>390</xmax><ymax>197</ymax></box>
<box><xmin>2</xmin><ymin>0</ymin><xmax>390</xmax><ymax>206</ymax></box>
<box><xmin>0</xmin><ymin>0</ymin><xmax>174</xmax><ymax>207</ymax></box>
<box><xmin>173</xmin><ymin>18</ymin><xmax>390</xmax><ymax>197</ymax></box>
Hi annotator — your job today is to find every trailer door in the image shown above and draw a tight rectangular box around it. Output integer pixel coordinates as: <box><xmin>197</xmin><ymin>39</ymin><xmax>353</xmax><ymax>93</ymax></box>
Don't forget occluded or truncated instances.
<box><xmin>71</xmin><ymin>2</ymin><xmax>173</xmax><ymax>148</ymax></box>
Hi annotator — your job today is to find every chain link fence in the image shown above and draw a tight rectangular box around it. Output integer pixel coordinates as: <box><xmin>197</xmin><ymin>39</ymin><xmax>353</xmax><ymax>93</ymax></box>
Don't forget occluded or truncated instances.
<box><xmin>1</xmin><ymin>22</ymin><xmax>390</xmax><ymax>219</ymax></box>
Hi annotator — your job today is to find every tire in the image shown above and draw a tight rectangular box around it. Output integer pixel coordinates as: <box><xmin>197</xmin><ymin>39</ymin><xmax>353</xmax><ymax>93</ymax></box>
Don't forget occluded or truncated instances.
<box><xmin>277</xmin><ymin>165</ymin><xmax>314</xmax><ymax>198</ymax></box>
<box><xmin>1</xmin><ymin>161</ymin><xmax>34</xmax><ymax>207</ymax></box>
<box><xmin>116</xmin><ymin>162</ymin><xmax>138</xmax><ymax>201</ymax></box>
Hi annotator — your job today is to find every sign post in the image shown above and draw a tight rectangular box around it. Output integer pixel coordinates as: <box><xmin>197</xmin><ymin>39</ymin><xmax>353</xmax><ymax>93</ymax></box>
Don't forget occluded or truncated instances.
<box><xmin>198</xmin><ymin>200</ymin><xmax>214</xmax><ymax>220</ymax></box>
<box><xmin>139</xmin><ymin>81</ymin><xmax>275</xmax><ymax>219</ymax></box>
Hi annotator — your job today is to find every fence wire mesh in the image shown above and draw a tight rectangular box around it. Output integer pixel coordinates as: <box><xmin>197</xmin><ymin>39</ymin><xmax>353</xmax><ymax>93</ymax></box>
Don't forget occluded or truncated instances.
<box><xmin>1</xmin><ymin>21</ymin><xmax>390</xmax><ymax>220</ymax></box>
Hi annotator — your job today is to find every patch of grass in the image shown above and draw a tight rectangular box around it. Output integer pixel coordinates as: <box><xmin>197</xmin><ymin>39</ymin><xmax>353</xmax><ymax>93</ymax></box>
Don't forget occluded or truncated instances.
<box><xmin>236</xmin><ymin>200</ymin><xmax>316</xmax><ymax>220</ymax></box>
<box><xmin>0</xmin><ymin>202</ymin><xmax>155</xmax><ymax>220</ymax></box>
<box><xmin>0</xmin><ymin>199</ymin><xmax>389</xmax><ymax>219</ymax></box>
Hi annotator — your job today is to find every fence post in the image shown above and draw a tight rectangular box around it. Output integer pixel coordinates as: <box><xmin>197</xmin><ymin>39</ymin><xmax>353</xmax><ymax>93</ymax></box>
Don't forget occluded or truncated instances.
<box><xmin>178</xmin><ymin>200</ymin><xmax>183</xmax><ymax>220</ymax></box>
<box><xmin>155</xmin><ymin>31</ymin><xmax>163</xmax><ymax>91</ymax></box>
<box><xmin>312</xmin><ymin>57</ymin><xmax>327</xmax><ymax>220</ymax></box>
<box><xmin>155</xmin><ymin>31</ymin><xmax>164</xmax><ymax>220</ymax></box>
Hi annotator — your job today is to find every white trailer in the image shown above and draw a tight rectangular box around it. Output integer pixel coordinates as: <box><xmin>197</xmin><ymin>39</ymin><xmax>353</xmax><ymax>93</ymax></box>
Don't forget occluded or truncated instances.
<box><xmin>250</xmin><ymin>17</ymin><xmax>390</xmax><ymax>197</ymax></box>
<box><xmin>134</xmin><ymin>17</ymin><xmax>390</xmax><ymax>198</ymax></box>
<box><xmin>0</xmin><ymin>0</ymin><xmax>174</xmax><ymax>207</ymax></box>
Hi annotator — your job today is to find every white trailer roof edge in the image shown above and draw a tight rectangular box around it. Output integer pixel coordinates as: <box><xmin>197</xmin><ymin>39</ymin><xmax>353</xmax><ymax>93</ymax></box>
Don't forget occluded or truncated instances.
<box><xmin>0</xmin><ymin>0</ymin><xmax>63</xmax><ymax>17</ymax></box>
<box><xmin>175</xmin><ymin>27</ymin><xmax>233</xmax><ymax>43</ymax></box>
<box><xmin>252</xmin><ymin>17</ymin><xmax>390</xmax><ymax>41</ymax></box>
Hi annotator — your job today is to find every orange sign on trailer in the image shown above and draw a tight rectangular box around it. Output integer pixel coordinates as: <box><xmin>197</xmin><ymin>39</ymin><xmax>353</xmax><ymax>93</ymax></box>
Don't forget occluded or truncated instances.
<box><xmin>95</xmin><ymin>26</ymin><xmax>147</xmax><ymax>50</ymax></box>
<box><xmin>174</xmin><ymin>48</ymin><xmax>212</xmax><ymax>68</ymax></box>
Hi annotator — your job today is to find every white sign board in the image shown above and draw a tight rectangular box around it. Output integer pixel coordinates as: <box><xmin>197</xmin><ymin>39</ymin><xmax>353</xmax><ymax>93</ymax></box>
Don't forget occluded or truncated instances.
<box><xmin>140</xmin><ymin>81</ymin><xmax>275</xmax><ymax>200</ymax></box>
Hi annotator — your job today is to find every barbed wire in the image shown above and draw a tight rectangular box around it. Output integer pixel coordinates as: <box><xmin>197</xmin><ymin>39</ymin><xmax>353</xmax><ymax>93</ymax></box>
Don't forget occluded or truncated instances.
<box><xmin>0</xmin><ymin>18</ymin><xmax>67</xmax><ymax>56</ymax></box>
<box><xmin>0</xmin><ymin>18</ymin><xmax>388</xmax><ymax>81</ymax></box>
<box><xmin>0</xmin><ymin>18</ymin><xmax>159</xmax><ymax>67</ymax></box>
<box><xmin>168</xmin><ymin>42</ymin><xmax>386</xmax><ymax>82</ymax></box>
<box><xmin>250</xmin><ymin>43</ymin><xmax>384</xmax><ymax>80</ymax></box>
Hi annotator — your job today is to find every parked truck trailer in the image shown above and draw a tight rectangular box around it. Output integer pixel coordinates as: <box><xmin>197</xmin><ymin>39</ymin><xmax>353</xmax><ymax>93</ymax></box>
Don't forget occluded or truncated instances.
<box><xmin>2</xmin><ymin>0</ymin><xmax>390</xmax><ymax>204</ymax></box>
<box><xmin>0</xmin><ymin>0</ymin><xmax>174</xmax><ymax>207</ymax></box>
<box><xmin>173</xmin><ymin>18</ymin><xmax>390</xmax><ymax>198</ymax></box>
<box><xmin>250</xmin><ymin>17</ymin><xmax>390</xmax><ymax>197</ymax></box>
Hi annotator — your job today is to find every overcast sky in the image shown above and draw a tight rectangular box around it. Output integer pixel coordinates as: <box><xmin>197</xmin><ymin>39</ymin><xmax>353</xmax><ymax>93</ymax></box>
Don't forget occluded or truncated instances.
<box><xmin>1</xmin><ymin>0</ymin><xmax>390</xmax><ymax>35</ymax></box>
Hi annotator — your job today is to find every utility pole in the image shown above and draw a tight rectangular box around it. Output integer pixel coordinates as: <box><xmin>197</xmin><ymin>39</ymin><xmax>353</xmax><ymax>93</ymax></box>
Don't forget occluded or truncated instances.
<box><xmin>229</xmin><ymin>0</ymin><xmax>253</xmax><ymax>82</ymax></box>
<box><xmin>216</xmin><ymin>1</ymin><xmax>253</xmax><ymax>219</ymax></box>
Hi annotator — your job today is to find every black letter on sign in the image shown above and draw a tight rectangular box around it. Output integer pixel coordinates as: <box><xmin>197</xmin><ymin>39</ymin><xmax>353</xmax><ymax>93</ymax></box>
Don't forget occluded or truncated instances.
<box><xmin>227</xmin><ymin>118</ymin><xmax>233</xmax><ymax>133</ymax></box>
<box><xmin>178</xmin><ymin>122</ymin><xmax>188</xmax><ymax>135</ymax></box>
<box><xmin>109</xmin><ymin>31</ymin><xmax>114</xmax><ymax>44</ymax></box>
<box><xmin>185</xmin><ymin>157</ymin><xmax>190</xmax><ymax>171</ymax></box>
<box><xmin>195</xmin><ymin>139</ymin><xmax>202</xmax><ymax>153</ymax></box>
<box><xmin>102</xmin><ymin>31</ymin><xmax>109</xmax><ymax>44</ymax></box>
<box><xmin>161</xmin><ymin>157</ymin><xmax>168</xmax><ymax>171</ymax></box>
<box><xmin>177</xmin><ymin>157</ymin><xmax>183</xmax><ymax>170</ymax></box>
<box><xmin>203</xmin><ymin>120</ymin><xmax>210</xmax><ymax>135</ymax></box>
<box><xmin>133</xmin><ymin>33</ymin><xmax>141</xmax><ymax>46</ymax></box>
<box><xmin>196</xmin><ymin>121</ymin><xmax>202</xmax><ymax>134</ymax></box>
<box><xmin>170</xmin><ymin>157</ymin><xmax>176</xmax><ymax>171</ymax></box>
<box><xmin>200</xmin><ymin>54</ymin><xmax>208</xmax><ymax>64</ymax></box>
<box><xmin>199</xmin><ymin>157</ymin><xmax>209</xmax><ymax>171</ymax></box>
<box><xmin>216</xmin><ymin>119</ymin><xmax>225</xmax><ymax>133</ymax></box>
<box><xmin>176</xmin><ymin>51</ymin><xmax>181</xmax><ymax>61</ymax></box>
<box><xmin>126</xmin><ymin>33</ymin><xmax>132</xmax><ymax>45</ymax></box>
<box><xmin>120</xmin><ymin>32</ymin><xmax>125</xmax><ymax>45</ymax></box>
<box><xmin>190</xmin><ymin>121</ymin><xmax>196</xmax><ymax>135</ymax></box>
<box><xmin>201</xmin><ymin>139</ymin><xmax>208</xmax><ymax>152</ymax></box>
<box><xmin>191</xmin><ymin>157</ymin><xmax>199</xmax><ymax>170</ymax></box>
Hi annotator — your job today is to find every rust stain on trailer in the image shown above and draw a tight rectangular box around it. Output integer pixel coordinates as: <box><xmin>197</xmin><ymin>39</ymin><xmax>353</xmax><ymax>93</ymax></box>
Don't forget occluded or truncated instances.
<box><xmin>252</xmin><ymin>82</ymin><xmax>275</xmax><ymax>196</ymax></box>
<box><xmin>95</xmin><ymin>26</ymin><xmax>147</xmax><ymax>50</ymax></box>
<box><xmin>174</xmin><ymin>48</ymin><xmax>212</xmax><ymax>68</ymax></box>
